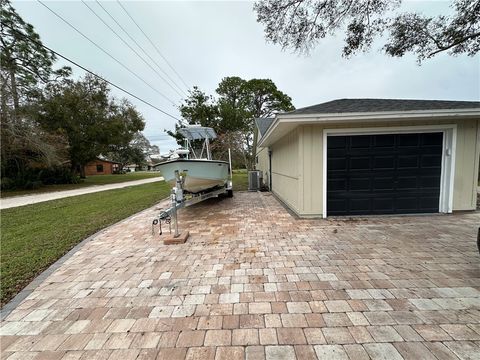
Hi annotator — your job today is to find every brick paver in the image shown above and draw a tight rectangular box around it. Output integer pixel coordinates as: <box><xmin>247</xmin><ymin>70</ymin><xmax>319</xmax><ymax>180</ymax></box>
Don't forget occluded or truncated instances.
<box><xmin>1</xmin><ymin>192</ymin><xmax>479</xmax><ymax>359</ymax></box>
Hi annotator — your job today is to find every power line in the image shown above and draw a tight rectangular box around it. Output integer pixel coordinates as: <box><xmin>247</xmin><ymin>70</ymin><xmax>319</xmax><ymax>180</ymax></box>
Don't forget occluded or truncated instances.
<box><xmin>2</xmin><ymin>22</ymin><xmax>181</xmax><ymax>121</ymax></box>
<box><xmin>37</xmin><ymin>0</ymin><xmax>176</xmax><ymax>106</ymax></box>
<box><xmin>81</xmin><ymin>0</ymin><xmax>184</xmax><ymax>99</ymax></box>
<box><xmin>117</xmin><ymin>0</ymin><xmax>190</xmax><ymax>91</ymax></box>
<box><xmin>94</xmin><ymin>0</ymin><xmax>187</xmax><ymax>97</ymax></box>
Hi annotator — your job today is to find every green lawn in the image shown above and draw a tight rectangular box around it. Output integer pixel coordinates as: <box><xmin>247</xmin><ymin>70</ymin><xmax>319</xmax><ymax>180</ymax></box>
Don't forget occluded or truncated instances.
<box><xmin>1</xmin><ymin>171</ymin><xmax>161</xmax><ymax>198</ymax></box>
<box><xmin>0</xmin><ymin>181</ymin><xmax>171</xmax><ymax>306</ymax></box>
<box><xmin>232</xmin><ymin>171</ymin><xmax>248</xmax><ymax>191</ymax></box>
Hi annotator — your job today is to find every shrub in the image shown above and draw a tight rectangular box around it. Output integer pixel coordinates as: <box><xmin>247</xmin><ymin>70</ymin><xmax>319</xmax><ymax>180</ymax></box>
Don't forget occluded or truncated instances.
<box><xmin>24</xmin><ymin>181</ymin><xmax>42</xmax><ymax>190</ymax></box>
<box><xmin>0</xmin><ymin>177</ymin><xmax>15</xmax><ymax>190</ymax></box>
<box><xmin>38</xmin><ymin>166</ymin><xmax>80</xmax><ymax>185</ymax></box>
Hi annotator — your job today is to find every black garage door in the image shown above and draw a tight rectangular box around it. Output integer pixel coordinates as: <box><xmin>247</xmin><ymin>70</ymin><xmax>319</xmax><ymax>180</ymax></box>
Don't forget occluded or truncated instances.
<box><xmin>327</xmin><ymin>132</ymin><xmax>443</xmax><ymax>216</ymax></box>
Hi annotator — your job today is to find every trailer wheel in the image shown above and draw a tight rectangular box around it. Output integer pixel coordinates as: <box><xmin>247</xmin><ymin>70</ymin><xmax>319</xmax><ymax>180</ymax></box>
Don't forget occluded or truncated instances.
<box><xmin>227</xmin><ymin>189</ymin><xmax>233</xmax><ymax>198</ymax></box>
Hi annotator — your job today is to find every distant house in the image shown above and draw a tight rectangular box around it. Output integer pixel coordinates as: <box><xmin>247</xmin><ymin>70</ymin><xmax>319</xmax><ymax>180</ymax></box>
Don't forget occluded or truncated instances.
<box><xmin>84</xmin><ymin>158</ymin><xmax>121</xmax><ymax>176</ymax></box>
<box><xmin>256</xmin><ymin>98</ymin><xmax>480</xmax><ymax>218</ymax></box>
<box><xmin>124</xmin><ymin>164</ymin><xmax>138</xmax><ymax>172</ymax></box>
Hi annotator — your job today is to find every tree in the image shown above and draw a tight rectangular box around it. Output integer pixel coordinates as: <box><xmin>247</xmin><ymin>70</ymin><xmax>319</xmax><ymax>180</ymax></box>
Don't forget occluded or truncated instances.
<box><xmin>168</xmin><ymin>86</ymin><xmax>219</xmax><ymax>145</ymax></box>
<box><xmin>0</xmin><ymin>0</ymin><xmax>70</xmax><ymax>116</ymax></box>
<box><xmin>1</xmin><ymin>0</ymin><xmax>71</xmax><ymax>187</ymax></box>
<box><xmin>216</xmin><ymin>77</ymin><xmax>294</xmax><ymax>168</ymax></box>
<box><xmin>253</xmin><ymin>0</ymin><xmax>480</xmax><ymax>62</ymax></box>
<box><xmin>109</xmin><ymin>132</ymin><xmax>159</xmax><ymax>169</ymax></box>
<box><xmin>38</xmin><ymin>74</ymin><xmax>145</xmax><ymax>177</ymax></box>
<box><xmin>243</xmin><ymin>79</ymin><xmax>294</xmax><ymax>163</ymax></box>
<box><xmin>179</xmin><ymin>86</ymin><xmax>219</xmax><ymax>129</ymax></box>
<box><xmin>173</xmin><ymin>77</ymin><xmax>294</xmax><ymax>169</ymax></box>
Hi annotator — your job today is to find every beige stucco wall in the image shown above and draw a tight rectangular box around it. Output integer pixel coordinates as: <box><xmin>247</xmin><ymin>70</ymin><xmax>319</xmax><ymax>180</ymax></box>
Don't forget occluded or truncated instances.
<box><xmin>266</xmin><ymin>118</ymin><xmax>479</xmax><ymax>217</ymax></box>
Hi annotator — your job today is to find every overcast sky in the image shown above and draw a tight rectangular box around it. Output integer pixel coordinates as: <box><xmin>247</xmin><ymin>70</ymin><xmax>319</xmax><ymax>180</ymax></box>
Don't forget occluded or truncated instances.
<box><xmin>12</xmin><ymin>0</ymin><xmax>480</xmax><ymax>153</ymax></box>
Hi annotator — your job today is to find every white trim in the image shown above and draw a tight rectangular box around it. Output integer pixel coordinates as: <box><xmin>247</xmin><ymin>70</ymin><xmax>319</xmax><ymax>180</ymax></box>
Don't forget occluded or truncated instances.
<box><xmin>277</xmin><ymin>107</ymin><xmax>480</xmax><ymax>120</ymax></box>
<box><xmin>322</xmin><ymin>124</ymin><xmax>457</xmax><ymax>218</ymax></box>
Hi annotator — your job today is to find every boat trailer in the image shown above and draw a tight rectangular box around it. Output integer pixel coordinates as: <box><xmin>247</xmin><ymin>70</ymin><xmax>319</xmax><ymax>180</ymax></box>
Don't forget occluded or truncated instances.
<box><xmin>152</xmin><ymin>159</ymin><xmax>233</xmax><ymax>244</ymax></box>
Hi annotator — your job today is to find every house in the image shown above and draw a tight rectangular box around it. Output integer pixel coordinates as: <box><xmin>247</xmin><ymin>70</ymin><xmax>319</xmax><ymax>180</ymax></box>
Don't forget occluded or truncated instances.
<box><xmin>124</xmin><ymin>164</ymin><xmax>138</xmax><ymax>172</ymax></box>
<box><xmin>84</xmin><ymin>158</ymin><xmax>121</xmax><ymax>176</ymax></box>
<box><xmin>256</xmin><ymin>98</ymin><xmax>480</xmax><ymax>218</ymax></box>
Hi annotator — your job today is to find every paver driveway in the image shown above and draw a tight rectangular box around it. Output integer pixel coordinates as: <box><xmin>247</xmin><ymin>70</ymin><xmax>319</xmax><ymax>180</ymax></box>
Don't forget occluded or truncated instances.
<box><xmin>1</xmin><ymin>192</ymin><xmax>479</xmax><ymax>360</ymax></box>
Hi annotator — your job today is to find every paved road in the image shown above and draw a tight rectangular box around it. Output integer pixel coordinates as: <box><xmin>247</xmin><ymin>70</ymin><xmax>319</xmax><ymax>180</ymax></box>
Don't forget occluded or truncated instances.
<box><xmin>0</xmin><ymin>177</ymin><xmax>164</xmax><ymax>209</ymax></box>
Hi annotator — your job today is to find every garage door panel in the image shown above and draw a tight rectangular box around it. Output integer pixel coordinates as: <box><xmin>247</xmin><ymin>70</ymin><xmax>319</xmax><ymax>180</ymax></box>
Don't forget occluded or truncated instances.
<box><xmin>349</xmin><ymin>177</ymin><xmax>371</xmax><ymax>191</ymax></box>
<box><xmin>327</xmin><ymin>132</ymin><xmax>443</xmax><ymax>216</ymax></box>
<box><xmin>328</xmin><ymin>157</ymin><xmax>347</xmax><ymax>170</ymax></box>
<box><xmin>420</xmin><ymin>175</ymin><xmax>441</xmax><ymax>188</ymax></box>
<box><xmin>422</xmin><ymin>132</ymin><xmax>443</xmax><ymax>145</ymax></box>
<box><xmin>421</xmin><ymin>154</ymin><xmax>442</xmax><ymax>168</ymax></box>
<box><xmin>397</xmin><ymin>176</ymin><xmax>418</xmax><ymax>190</ymax></box>
<box><xmin>350</xmin><ymin>135</ymin><xmax>371</xmax><ymax>148</ymax></box>
<box><xmin>328</xmin><ymin>136</ymin><xmax>347</xmax><ymax>149</ymax></box>
<box><xmin>373</xmin><ymin>134</ymin><xmax>396</xmax><ymax>148</ymax></box>
<box><xmin>328</xmin><ymin>178</ymin><xmax>347</xmax><ymax>191</ymax></box>
<box><xmin>350</xmin><ymin>157</ymin><xmax>370</xmax><ymax>170</ymax></box>
<box><xmin>327</xmin><ymin>198</ymin><xmax>348</xmax><ymax>214</ymax></box>
<box><xmin>373</xmin><ymin>198</ymin><xmax>394</xmax><ymax>212</ymax></box>
<box><xmin>398</xmin><ymin>133</ymin><xmax>420</xmax><ymax>147</ymax></box>
<box><xmin>374</xmin><ymin>156</ymin><xmax>395</xmax><ymax>169</ymax></box>
<box><xmin>420</xmin><ymin>196</ymin><xmax>440</xmax><ymax>210</ymax></box>
<box><xmin>398</xmin><ymin>155</ymin><xmax>419</xmax><ymax>168</ymax></box>
<box><xmin>373</xmin><ymin>177</ymin><xmax>395</xmax><ymax>190</ymax></box>
<box><xmin>396</xmin><ymin>197</ymin><xmax>419</xmax><ymax>211</ymax></box>
<box><xmin>350</xmin><ymin>198</ymin><xmax>371</xmax><ymax>212</ymax></box>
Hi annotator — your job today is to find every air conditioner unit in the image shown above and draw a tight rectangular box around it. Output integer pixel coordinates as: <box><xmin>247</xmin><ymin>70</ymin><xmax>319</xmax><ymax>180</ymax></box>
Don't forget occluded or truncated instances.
<box><xmin>248</xmin><ymin>170</ymin><xmax>261</xmax><ymax>191</ymax></box>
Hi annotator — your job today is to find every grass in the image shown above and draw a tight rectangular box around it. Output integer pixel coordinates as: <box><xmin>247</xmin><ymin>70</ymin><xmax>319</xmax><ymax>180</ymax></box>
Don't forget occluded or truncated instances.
<box><xmin>1</xmin><ymin>171</ymin><xmax>162</xmax><ymax>198</ymax></box>
<box><xmin>0</xmin><ymin>181</ymin><xmax>171</xmax><ymax>306</ymax></box>
<box><xmin>232</xmin><ymin>171</ymin><xmax>249</xmax><ymax>191</ymax></box>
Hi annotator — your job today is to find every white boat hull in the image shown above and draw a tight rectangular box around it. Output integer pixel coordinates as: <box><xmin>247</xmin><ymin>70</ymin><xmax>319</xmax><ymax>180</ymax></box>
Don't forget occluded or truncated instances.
<box><xmin>156</xmin><ymin>159</ymin><xmax>229</xmax><ymax>193</ymax></box>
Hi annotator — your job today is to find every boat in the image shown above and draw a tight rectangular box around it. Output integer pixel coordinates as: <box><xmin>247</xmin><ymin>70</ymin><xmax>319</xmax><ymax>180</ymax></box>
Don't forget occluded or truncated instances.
<box><xmin>155</xmin><ymin>126</ymin><xmax>230</xmax><ymax>193</ymax></box>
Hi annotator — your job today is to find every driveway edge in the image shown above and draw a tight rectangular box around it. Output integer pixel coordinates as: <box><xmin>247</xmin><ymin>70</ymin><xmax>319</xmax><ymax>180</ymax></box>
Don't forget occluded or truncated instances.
<box><xmin>0</xmin><ymin>198</ymin><xmax>168</xmax><ymax>320</ymax></box>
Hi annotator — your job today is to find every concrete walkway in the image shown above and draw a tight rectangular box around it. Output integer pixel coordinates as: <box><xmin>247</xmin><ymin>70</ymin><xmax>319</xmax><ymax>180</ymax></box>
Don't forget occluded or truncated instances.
<box><xmin>0</xmin><ymin>177</ymin><xmax>164</xmax><ymax>209</ymax></box>
<box><xmin>1</xmin><ymin>192</ymin><xmax>479</xmax><ymax>359</ymax></box>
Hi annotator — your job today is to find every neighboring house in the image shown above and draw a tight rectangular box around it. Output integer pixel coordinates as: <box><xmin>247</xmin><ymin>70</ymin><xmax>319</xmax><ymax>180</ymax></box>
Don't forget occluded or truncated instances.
<box><xmin>256</xmin><ymin>98</ymin><xmax>480</xmax><ymax>218</ymax></box>
<box><xmin>84</xmin><ymin>158</ymin><xmax>121</xmax><ymax>176</ymax></box>
<box><xmin>124</xmin><ymin>164</ymin><xmax>138</xmax><ymax>172</ymax></box>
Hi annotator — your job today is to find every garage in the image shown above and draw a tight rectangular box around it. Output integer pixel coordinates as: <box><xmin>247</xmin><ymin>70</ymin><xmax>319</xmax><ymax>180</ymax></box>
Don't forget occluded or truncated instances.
<box><xmin>326</xmin><ymin>132</ymin><xmax>443</xmax><ymax>216</ymax></box>
<box><xmin>256</xmin><ymin>99</ymin><xmax>480</xmax><ymax>218</ymax></box>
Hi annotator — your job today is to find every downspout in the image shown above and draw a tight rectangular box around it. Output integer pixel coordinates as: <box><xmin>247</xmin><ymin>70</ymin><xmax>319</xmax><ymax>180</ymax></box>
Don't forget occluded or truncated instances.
<box><xmin>268</xmin><ymin>149</ymin><xmax>272</xmax><ymax>191</ymax></box>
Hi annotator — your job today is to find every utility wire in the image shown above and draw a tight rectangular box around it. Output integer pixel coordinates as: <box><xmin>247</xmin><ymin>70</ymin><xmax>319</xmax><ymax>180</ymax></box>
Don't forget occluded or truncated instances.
<box><xmin>3</xmin><ymin>22</ymin><xmax>181</xmax><ymax>121</ymax></box>
<box><xmin>117</xmin><ymin>0</ymin><xmax>190</xmax><ymax>91</ymax></box>
<box><xmin>81</xmin><ymin>0</ymin><xmax>184</xmax><ymax>99</ymax></box>
<box><xmin>37</xmin><ymin>0</ymin><xmax>176</xmax><ymax>106</ymax></box>
<box><xmin>95</xmin><ymin>0</ymin><xmax>187</xmax><ymax>97</ymax></box>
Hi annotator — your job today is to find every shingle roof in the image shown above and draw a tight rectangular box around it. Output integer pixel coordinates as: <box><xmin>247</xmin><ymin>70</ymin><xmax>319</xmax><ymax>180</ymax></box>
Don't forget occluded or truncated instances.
<box><xmin>255</xmin><ymin>117</ymin><xmax>274</xmax><ymax>137</ymax></box>
<box><xmin>288</xmin><ymin>98</ymin><xmax>480</xmax><ymax>115</ymax></box>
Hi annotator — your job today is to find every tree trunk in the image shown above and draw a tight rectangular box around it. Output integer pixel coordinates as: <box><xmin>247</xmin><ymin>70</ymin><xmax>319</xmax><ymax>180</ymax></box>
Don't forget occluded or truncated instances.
<box><xmin>9</xmin><ymin>68</ymin><xmax>19</xmax><ymax>122</ymax></box>
<box><xmin>242</xmin><ymin>149</ymin><xmax>249</xmax><ymax>170</ymax></box>
<box><xmin>73</xmin><ymin>163</ymin><xmax>86</xmax><ymax>178</ymax></box>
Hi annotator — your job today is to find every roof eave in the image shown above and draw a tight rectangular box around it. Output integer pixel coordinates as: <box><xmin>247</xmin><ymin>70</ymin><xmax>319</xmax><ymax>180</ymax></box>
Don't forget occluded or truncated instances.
<box><xmin>258</xmin><ymin>108</ymin><xmax>480</xmax><ymax>147</ymax></box>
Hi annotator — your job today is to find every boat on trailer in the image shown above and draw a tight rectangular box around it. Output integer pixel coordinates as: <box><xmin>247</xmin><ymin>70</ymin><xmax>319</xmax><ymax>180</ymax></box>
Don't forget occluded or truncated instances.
<box><xmin>151</xmin><ymin>126</ymin><xmax>233</xmax><ymax>241</ymax></box>
<box><xmin>156</xmin><ymin>126</ymin><xmax>230</xmax><ymax>194</ymax></box>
